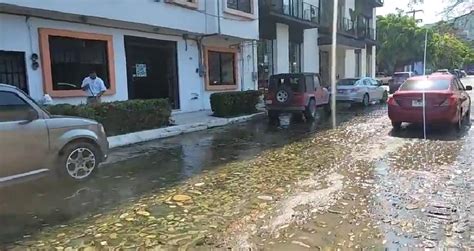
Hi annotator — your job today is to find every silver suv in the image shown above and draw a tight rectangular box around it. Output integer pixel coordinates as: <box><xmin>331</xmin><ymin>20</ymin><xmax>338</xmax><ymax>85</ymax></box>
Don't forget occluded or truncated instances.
<box><xmin>0</xmin><ymin>84</ymin><xmax>108</xmax><ymax>182</ymax></box>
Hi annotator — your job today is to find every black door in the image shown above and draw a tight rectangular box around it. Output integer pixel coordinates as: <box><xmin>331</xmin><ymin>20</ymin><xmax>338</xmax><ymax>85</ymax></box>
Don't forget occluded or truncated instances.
<box><xmin>0</xmin><ymin>51</ymin><xmax>28</xmax><ymax>94</ymax></box>
<box><xmin>124</xmin><ymin>36</ymin><xmax>180</xmax><ymax>109</ymax></box>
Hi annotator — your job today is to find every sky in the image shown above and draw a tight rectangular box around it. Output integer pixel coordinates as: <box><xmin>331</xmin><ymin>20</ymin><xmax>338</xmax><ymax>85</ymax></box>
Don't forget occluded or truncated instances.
<box><xmin>377</xmin><ymin>0</ymin><xmax>450</xmax><ymax>25</ymax></box>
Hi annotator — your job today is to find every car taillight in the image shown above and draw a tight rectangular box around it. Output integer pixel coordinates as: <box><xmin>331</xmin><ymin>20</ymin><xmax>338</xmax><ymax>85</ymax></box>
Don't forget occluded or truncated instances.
<box><xmin>388</xmin><ymin>97</ymin><xmax>399</xmax><ymax>106</ymax></box>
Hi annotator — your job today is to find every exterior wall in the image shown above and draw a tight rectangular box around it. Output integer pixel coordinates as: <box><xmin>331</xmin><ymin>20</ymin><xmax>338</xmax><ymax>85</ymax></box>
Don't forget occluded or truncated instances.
<box><xmin>344</xmin><ymin>49</ymin><xmax>355</xmax><ymax>78</ymax></box>
<box><xmin>344</xmin><ymin>0</ymin><xmax>355</xmax><ymax>18</ymax></box>
<box><xmin>0</xmin><ymin>0</ymin><xmax>259</xmax><ymax>40</ymax></box>
<box><xmin>303</xmin><ymin>28</ymin><xmax>320</xmax><ymax>73</ymax></box>
<box><xmin>0</xmin><ymin>13</ymin><xmax>256</xmax><ymax>112</ymax></box>
<box><xmin>274</xmin><ymin>23</ymin><xmax>289</xmax><ymax>74</ymax></box>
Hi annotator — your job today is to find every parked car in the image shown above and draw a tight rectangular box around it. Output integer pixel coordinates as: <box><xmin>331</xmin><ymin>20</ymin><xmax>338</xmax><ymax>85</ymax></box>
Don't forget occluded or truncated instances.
<box><xmin>0</xmin><ymin>84</ymin><xmax>109</xmax><ymax>183</ymax></box>
<box><xmin>376</xmin><ymin>72</ymin><xmax>392</xmax><ymax>86</ymax></box>
<box><xmin>388</xmin><ymin>74</ymin><xmax>472</xmax><ymax>131</ymax></box>
<box><xmin>265</xmin><ymin>73</ymin><xmax>330</xmax><ymax>121</ymax></box>
<box><xmin>460</xmin><ymin>70</ymin><xmax>467</xmax><ymax>78</ymax></box>
<box><xmin>389</xmin><ymin>71</ymin><xmax>414</xmax><ymax>94</ymax></box>
<box><xmin>436</xmin><ymin>69</ymin><xmax>450</xmax><ymax>74</ymax></box>
<box><xmin>336</xmin><ymin>77</ymin><xmax>388</xmax><ymax>106</ymax></box>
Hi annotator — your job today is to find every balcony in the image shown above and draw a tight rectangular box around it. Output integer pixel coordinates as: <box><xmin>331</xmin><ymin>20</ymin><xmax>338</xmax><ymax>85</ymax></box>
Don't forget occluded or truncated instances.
<box><xmin>370</xmin><ymin>0</ymin><xmax>384</xmax><ymax>7</ymax></box>
<box><xmin>259</xmin><ymin>0</ymin><xmax>320</xmax><ymax>29</ymax></box>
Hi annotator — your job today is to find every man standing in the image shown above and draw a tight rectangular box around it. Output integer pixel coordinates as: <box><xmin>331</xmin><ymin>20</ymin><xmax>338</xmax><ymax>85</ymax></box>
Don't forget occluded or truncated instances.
<box><xmin>81</xmin><ymin>71</ymin><xmax>107</xmax><ymax>104</ymax></box>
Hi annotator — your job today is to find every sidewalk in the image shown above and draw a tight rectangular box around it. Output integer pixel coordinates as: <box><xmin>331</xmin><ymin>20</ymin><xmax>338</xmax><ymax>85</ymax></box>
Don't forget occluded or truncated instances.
<box><xmin>108</xmin><ymin>110</ymin><xmax>265</xmax><ymax>148</ymax></box>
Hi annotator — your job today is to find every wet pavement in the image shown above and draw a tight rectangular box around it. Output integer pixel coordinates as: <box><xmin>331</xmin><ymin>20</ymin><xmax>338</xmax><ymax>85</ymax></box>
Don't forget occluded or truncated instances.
<box><xmin>1</xmin><ymin>77</ymin><xmax>473</xmax><ymax>250</ymax></box>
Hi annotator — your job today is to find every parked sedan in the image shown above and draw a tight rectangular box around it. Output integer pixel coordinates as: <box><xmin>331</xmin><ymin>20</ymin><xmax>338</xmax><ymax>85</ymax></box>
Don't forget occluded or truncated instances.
<box><xmin>389</xmin><ymin>71</ymin><xmax>415</xmax><ymax>94</ymax></box>
<box><xmin>388</xmin><ymin>74</ymin><xmax>472</xmax><ymax>131</ymax></box>
<box><xmin>0</xmin><ymin>84</ymin><xmax>109</xmax><ymax>183</ymax></box>
<box><xmin>336</xmin><ymin>77</ymin><xmax>388</xmax><ymax>106</ymax></box>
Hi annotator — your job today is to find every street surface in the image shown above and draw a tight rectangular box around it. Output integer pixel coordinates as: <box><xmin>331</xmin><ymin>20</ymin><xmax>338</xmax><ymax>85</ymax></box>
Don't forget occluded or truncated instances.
<box><xmin>1</xmin><ymin>77</ymin><xmax>473</xmax><ymax>250</ymax></box>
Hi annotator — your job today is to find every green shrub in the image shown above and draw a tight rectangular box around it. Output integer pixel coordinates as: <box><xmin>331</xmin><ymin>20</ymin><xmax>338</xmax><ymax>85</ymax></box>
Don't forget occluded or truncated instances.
<box><xmin>210</xmin><ymin>90</ymin><xmax>261</xmax><ymax>117</ymax></box>
<box><xmin>45</xmin><ymin>99</ymin><xmax>171</xmax><ymax>136</ymax></box>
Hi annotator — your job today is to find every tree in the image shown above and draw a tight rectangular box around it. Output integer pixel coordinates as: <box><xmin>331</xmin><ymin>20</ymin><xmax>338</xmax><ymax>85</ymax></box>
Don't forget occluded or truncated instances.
<box><xmin>377</xmin><ymin>14</ymin><xmax>474</xmax><ymax>72</ymax></box>
<box><xmin>376</xmin><ymin>14</ymin><xmax>426</xmax><ymax>72</ymax></box>
<box><xmin>409</xmin><ymin>0</ymin><xmax>473</xmax><ymax>16</ymax></box>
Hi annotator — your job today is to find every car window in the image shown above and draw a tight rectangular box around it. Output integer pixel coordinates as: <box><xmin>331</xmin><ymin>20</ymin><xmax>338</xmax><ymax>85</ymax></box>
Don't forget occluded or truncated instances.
<box><xmin>399</xmin><ymin>80</ymin><xmax>450</xmax><ymax>91</ymax></box>
<box><xmin>305</xmin><ymin>75</ymin><xmax>314</xmax><ymax>91</ymax></box>
<box><xmin>0</xmin><ymin>91</ymin><xmax>36</xmax><ymax>122</ymax></box>
<box><xmin>314</xmin><ymin>75</ymin><xmax>321</xmax><ymax>89</ymax></box>
<box><xmin>455</xmin><ymin>78</ymin><xmax>465</xmax><ymax>90</ymax></box>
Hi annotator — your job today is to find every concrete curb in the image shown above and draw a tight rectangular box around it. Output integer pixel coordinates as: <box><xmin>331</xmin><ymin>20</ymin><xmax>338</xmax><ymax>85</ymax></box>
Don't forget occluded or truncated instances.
<box><xmin>108</xmin><ymin>112</ymin><xmax>266</xmax><ymax>148</ymax></box>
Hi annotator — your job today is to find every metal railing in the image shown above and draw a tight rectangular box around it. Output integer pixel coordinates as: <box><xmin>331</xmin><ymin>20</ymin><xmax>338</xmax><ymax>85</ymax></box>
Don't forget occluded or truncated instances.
<box><xmin>267</xmin><ymin>0</ymin><xmax>320</xmax><ymax>24</ymax></box>
<box><xmin>338</xmin><ymin>17</ymin><xmax>356</xmax><ymax>37</ymax></box>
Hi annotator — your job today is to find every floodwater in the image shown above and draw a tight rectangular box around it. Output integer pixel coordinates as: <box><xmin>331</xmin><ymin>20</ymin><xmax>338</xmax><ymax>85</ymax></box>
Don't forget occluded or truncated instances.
<box><xmin>0</xmin><ymin>105</ymin><xmax>374</xmax><ymax>248</ymax></box>
<box><xmin>1</xmin><ymin>83</ymin><xmax>473</xmax><ymax>249</ymax></box>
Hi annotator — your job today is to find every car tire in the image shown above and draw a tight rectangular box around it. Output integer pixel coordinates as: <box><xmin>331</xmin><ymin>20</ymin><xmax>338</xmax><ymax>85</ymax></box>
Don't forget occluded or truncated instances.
<box><xmin>362</xmin><ymin>94</ymin><xmax>370</xmax><ymax>107</ymax></box>
<box><xmin>275</xmin><ymin>86</ymin><xmax>293</xmax><ymax>105</ymax></box>
<box><xmin>391</xmin><ymin>121</ymin><xmax>402</xmax><ymax>130</ymax></box>
<box><xmin>304</xmin><ymin>99</ymin><xmax>317</xmax><ymax>121</ymax></box>
<box><xmin>58</xmin><ymin>141</ymin><xmax>100</xmax><ymax>181</ymax></box>
<box><xmin>454</xmin><ymin>111</ymin><xmax>463</xmax><ymax>132</ymax></box>
<box><xmin>268</xmin><ymin>110</ymin><xmax>280</xmax><ymax>122</ymax></box>
<box><xmin>380</xmin><ymin>91</ymin><xmax>388</xmax><ymax>103</ymax></box>
<box><xmin>464</xmin><ymin>109</ymin><xmax>471</xmax><ymax>125</ymax></box>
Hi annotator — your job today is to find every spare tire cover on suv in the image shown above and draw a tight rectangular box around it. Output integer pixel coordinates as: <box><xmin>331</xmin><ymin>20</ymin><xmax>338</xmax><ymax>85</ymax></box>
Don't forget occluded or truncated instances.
<box><xmin>275</xmin><ymin>85</ymin><xmax>293</xmax><ymax>104</ymax></box>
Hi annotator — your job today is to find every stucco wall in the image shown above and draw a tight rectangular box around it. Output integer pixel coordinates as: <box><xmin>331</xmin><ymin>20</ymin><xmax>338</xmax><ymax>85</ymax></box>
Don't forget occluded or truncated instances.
<box><xmin>0</xmin><ymin>0</ymin><xmax>259</xmax><ymax>40</ymax></box>
<box><xmin>275</xmin><ymin>23</ymin><xmax>289</xmax><ymax>74</ymax></box>
<box><xmin>0</xmin><ymin>13</ymin><xmax>256</xmax><ymax>112</ymax></box>
<box><xmin>303</xmin><ymin>28</ymin><xmax>320</xmax><ymax>73</ymax></box>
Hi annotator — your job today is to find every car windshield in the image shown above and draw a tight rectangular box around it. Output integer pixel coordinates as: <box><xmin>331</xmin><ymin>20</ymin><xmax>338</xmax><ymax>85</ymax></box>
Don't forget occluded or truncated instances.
<box><xmin>399</xmin><ymin>79</ymin><xmax>450</xmax><ymax>91</ymax></box>
<box><xmin>337</xmin><ymin>79</ymin><xmax>360</xmax><ymax>86</ymax></box>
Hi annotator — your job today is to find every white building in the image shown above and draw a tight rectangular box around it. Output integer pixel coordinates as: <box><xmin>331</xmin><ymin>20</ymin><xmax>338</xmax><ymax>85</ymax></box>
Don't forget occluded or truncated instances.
<box><xmin>0</xmin><ymin>0</ymin><xmax>259</xmax><ymax>112</ymax></box>
<box><xmin>257</xmin><ymin>0</ymin><xmax>382</xmax><ymax>87</ymax></box>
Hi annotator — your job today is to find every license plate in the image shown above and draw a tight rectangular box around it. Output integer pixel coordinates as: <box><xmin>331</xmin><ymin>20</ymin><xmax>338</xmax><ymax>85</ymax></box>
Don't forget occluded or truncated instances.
<box><xmin>412</xmin><ymin>100</ymin><xmax>424</xmax><ymax>107</ymax></box>
<box><xmin>265</xmin><ymin>100</ymin><xmax>273</xmax><ymax>105</ymax></box>
<box><xmin>338</xmin><ymin>90</ymin><xmax>345</xmax><ymax>94</ymax></box>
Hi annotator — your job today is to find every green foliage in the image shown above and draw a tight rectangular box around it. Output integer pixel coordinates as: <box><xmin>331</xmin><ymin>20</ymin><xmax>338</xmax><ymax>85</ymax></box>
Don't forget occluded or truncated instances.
<box><xmin>46</xmin><ymin>99</ymin><xmax>171</xmax><ymax>136</ymax></box>
<box><xmin>377</xmin><ymin>14</ymin><xmax>474</xmax><ymax>72</ymax></box>
<box><xmin>210</xmin><ymin>91</ymin><xmax>261</xmax><ymax>117</ymax></box>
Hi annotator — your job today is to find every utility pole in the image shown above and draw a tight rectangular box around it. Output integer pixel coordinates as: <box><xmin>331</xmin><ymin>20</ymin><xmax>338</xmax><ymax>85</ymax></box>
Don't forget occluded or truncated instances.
<box><xmin>406</xmin><ymin>9</ymin><xmax>423</xmax><ymax>23</ymax></box>
<box><xmin>331</xmin><ymin>0</ymin><xmax>338</xmax><ymax>129</ymax></box>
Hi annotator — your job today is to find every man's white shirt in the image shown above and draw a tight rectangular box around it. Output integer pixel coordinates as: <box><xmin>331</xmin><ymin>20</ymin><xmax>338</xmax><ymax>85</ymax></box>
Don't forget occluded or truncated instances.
<box><xmin>81</xmin><ymin>77</ymin><xmax>106</xmax><ymax>97</ymax></box>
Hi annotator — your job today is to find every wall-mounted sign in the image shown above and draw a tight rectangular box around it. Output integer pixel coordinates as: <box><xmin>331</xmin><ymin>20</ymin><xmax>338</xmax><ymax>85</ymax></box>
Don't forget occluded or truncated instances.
<box><xmin>135</xmin><ymin>64</ymin><xmax>147</xmax><ymax>77</ymax></box>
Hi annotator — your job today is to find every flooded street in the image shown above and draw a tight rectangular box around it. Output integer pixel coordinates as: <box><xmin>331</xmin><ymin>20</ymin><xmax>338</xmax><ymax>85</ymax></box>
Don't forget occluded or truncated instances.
<box><xmin>1</xmin><ymin>79</ymin><xmax>473</xmax><ymax>250</ymax></box>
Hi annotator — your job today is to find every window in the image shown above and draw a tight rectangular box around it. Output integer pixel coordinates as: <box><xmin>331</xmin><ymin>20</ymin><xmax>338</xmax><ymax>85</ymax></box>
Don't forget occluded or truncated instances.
<box><xmin>399</xmin><ymin>80</ymin><xmax>450</xmax><ymax>91</ymax></box>
<box><xmin>39</xmin><ymin>28</ymin><xmax>116</xmax><ymax>97</ymax></box>
<box><xmin>0</xmin><ymin>91</ymin><xmax>35</xmax><ymax>122</ymax></box>
<box><xmin>227</xmin><ymin>0</ymin><xmax>251</xmax><ymax>13</ymax></box>
<box><xmin>205</xmin><ymin>48</ymin><xmax>237</xmax><ymax>90</ymax></box>
<box><xmin>289</xmin><ymin>42</ymin><xmax>301</xmax><ymax>73</ymax></box>
<box><xmin>355</xmin><ymin>50</ymin><xmax>361</xmax><ymax>77</ymax></box>
<box><xmin>314</xmin><ymin>75</ymin><xmax>321</xmax><ymax>88</ymax></box>
<box><xmin>166</xmin><ymin>0</ymin><xmax>198</xmax><ymax>9</ymax></box>
<box><xmin>49</xmin><ymin>36</ymin><xmax>110</xmax><ymax>91</ymax></box>
<box><xmin>0</xmin><ymin>51</ymin><xmax>28</xmax><ymax>94</ymax></box>
<box><xmin>257</xmin><ymin>40</ymin><xmax>274</xmax><ymax>89</ymax></box>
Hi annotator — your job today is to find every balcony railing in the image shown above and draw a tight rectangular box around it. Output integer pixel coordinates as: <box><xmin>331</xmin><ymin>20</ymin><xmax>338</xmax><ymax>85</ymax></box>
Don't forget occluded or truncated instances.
<box><xmin>338</xmin><ymin>17</ymin><xmax>356</xmax><ymax>37</ymax></box>
<box><xmin>264</xmin><ymin>0</ymin><xmax>320</xmax><ymax>25</ymax></box>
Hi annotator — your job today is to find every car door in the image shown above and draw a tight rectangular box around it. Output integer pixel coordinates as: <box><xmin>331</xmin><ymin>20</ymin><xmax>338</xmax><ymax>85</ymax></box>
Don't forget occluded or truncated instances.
<box><xmin>369</xmin><ymin>78</ymin><xmax>384</xmax><ymax>100</ymax></box>
<box><xmin>0</xmin><ymin>90</ymin><xmax>49</xmax><ymax>179</ymax></box>
<box><xmin>313</xmin><ymin>75</ymin><xmax>328</xmax><ymax>106</ymax></box>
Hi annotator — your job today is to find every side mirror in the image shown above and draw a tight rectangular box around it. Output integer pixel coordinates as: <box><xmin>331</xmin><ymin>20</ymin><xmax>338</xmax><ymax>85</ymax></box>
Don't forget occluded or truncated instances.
<box><xmin>465</xmin><ymin>85</ymin><xmax>472</xmax><ymax>91</ymax></box>
<box><xmin>19</xmin><ymin>110</ymin><xmax>39</xmax><ymax>125</ymax></box>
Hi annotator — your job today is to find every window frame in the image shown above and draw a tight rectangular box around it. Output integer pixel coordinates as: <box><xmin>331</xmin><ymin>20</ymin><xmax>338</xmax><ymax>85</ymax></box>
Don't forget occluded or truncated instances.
<box><xmin>39</xmin><ymin>28</ymin><xmax>116</xmax><ymax>98</ymax></box>
<box><xmin>166</xmin><ymin>0</ymin><xmax>198</xmax><ymax>9</ymax></box>
<box><xmin>0</xmin><ymin>90</ymin><xmax>38</xmax><ymax>123</ymax></box>
<box><xmin>204</xmin><ymin>47</ymin><xmax>238</xmax><ymax>91</ymax></box>
<box><xmin>223</xmin><ymin>0</ymin><xmax>256</xmax><ymax>19</ymax></box>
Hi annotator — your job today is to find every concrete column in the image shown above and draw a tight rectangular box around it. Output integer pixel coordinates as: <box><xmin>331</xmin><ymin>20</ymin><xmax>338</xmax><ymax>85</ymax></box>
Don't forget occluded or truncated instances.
<box><xmin>361</xmin><ymin>46</ymin><xmax>367</xmax><ymax>77</ymax></box>
<box><xmin>371</xmin><ymin>46</ymin><xmax>376</xmax><ymax>77</ymax></box>
<box><xmin>274</xmin><ymin>23</ymin><xmax>289</xmax><ymax>73</ymax></box>
<box><xmin>344</xmin><ymin>49</ymin><xmax>355</xmax><ymax>78</ymax></box>
<box><xmin>303</xmin><ymin>28</ymin><xmax>319</xmax><ymax>73</ymax></box>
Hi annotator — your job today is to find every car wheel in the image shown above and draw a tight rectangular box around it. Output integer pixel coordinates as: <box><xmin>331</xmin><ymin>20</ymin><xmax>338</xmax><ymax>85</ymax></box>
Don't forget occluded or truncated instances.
<box><xmin>454</xmin><ymin>111</ymin><xmax>463</xmax><ymax>132</ymax></box>
<box><xmin>268</xmin><ymin>110</ymin><xmax>280</xmax><ymax>123</ymax></box>
<box><xmin>275</xmin><ymin>86</ymin><xmax>293</xmax><ymax>105</ymax></box>
<box><xmin>362</xmin><ymin>94</ymin><xmax>370</xmax><ymax>107</ymax></box>
<box><xmin>380</xmin><ymin>91</ymin><xmax>388</xmax><ymax>103</ymax></box>
<box><xmin>391</xmin><ymin>121</ymin><xmax>402</xmax><ymax>130</ymax></box>
<box><xmin>464</xmin><ymin>109</ymin><xmax>471</xmax><ymax>125</ymax></box>
<box><xmin>58</xmin><ymin>142</ymin><xmax>100</xmax><ymax>181</ymax></box>
<box><xmin>324</xmin><ymin>102</ymin><xmax>332</xmax><ymax>115</ymax></box>
<box><xmin>304</xmin><ymin>99</ymin><xmax>317</xmax><ymax>121</ymax></box>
